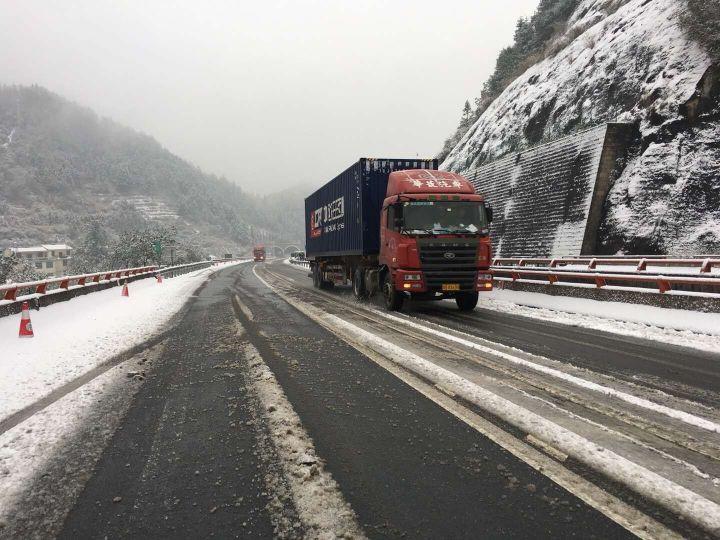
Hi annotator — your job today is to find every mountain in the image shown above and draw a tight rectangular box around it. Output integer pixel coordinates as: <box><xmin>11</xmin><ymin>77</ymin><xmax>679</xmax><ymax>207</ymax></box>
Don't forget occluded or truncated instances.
<box><xmin>0</xmin><ymin>85</ymin><xmax>305</xmax><ymax>254</ymax></box>
<box><xmin>440</xmin><ymin>0</ymin><xmax>720</xmax><ymax>255</ymax></box>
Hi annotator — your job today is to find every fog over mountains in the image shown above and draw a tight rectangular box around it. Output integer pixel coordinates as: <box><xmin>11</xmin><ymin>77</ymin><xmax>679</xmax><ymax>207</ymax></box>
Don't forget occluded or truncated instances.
<box><xmin>0</xmin><ymin>85</ymin><xmax>306</xmax><ymax>253</ymax></box>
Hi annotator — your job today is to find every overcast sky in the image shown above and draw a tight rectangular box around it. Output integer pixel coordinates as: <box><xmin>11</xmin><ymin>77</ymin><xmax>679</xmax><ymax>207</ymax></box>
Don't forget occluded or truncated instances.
<box><xmin>0</xmin><ymin>1</ymin><xmax>538</xmax><ymax>194</ymax></box>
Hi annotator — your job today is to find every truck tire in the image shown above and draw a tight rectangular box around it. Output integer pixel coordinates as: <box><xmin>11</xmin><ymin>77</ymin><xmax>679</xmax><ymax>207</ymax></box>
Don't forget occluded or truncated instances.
<box><xmin>312</xmin><ymin>266</ymin><xmax>321</xmax><ymax>288</ymax></box>
<box><xmin>353</xmin><ymin>269</ymin><xmax>368</xmax><ymax>300</ymax></box>
<box><xmin>383</xmin><ymin>274</ymin><xmax>404</xmax><ymax>311</ymax></box>
<box><xmin>320</xmin><ymin>279</ymin><xmax>334</xmax><ymax>290</ymax></box>
<box><xmin>455</xmin><ymin>292</ymin><xmax>478</xmax><ymax>311</ymax></box>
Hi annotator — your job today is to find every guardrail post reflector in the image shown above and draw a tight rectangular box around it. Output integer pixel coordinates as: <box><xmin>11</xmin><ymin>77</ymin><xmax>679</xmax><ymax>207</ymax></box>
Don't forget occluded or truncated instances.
<box><xmin>588</xmin><ymin>258</ymin><xmax>597</xmax><ymax>270</ymax></box>
<box><xmin>36</xmin><ymin>283</ymin><xmax>47</xmax><ymax>294</ymax></box>
<box><xmin>548</xmin><ymin>274</ymin><xmax>558</xmax><ymax>284</ymax></box>
<box><xmin>4</xmin><ymin>288</ymin><xmax>18</xmax><ymax>301</ymax></box>
<box><xmin>658</xmin><ymin>280</ymin><xmax>671</xmax><ymax>293</ymax></box>
<box><xmin>78</xmin><ymin>277</ymin><xmax>86</xmax><ymax>286</ymax></box>
<box><xmin>60</xmin><ymin>279</ymin><xmax>69</xmax><ymax>289</ymax></box>
<box><xmin>595</xmin><ymin>277</ymin><xmax>606</xmax><ymax>288</ymax></box>
<box><xmin>511</xmin><ymin>272</ymin><xmax>520</xmax><ymax>281</ymax></box>
<box><xmin>701</xmin><ymin>259</ymin><xmax>712</xmax><ymax>273</ymax></box>
<box><xmin>636</xmin><ymin>259</ymin><xmax>647</xmax><ymax>271</ymax></box>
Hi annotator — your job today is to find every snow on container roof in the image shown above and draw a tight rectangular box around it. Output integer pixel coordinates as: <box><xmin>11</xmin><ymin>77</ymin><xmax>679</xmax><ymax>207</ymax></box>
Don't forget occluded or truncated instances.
<box><xmin>42</xmin><ymin>244</ymin><xmax>73</xmax><ymax>251</ymax></box>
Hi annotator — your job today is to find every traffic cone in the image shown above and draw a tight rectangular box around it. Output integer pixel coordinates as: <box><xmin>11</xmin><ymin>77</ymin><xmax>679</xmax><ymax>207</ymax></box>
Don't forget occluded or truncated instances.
<box><xmin>156</xmin><ymin>274</ymin><xmax>163</xmax><ymax>284</ymax></box>
<box><xmin>121</xmin><ymin>281</ymin><xmax>129</xmax><ymax>297</ymax></box>
<box><xmin>18</xmin><ymin>301</ymin><xmax>34</xmax><ymax>338</ymax></box>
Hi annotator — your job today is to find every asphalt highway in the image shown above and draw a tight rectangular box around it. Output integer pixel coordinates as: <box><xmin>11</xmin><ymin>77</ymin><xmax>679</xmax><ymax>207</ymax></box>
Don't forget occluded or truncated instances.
<box><xmin>54</xmin><ymin>262</ymin><xmax>637</xmax><ymax>539</ymax></box>
<box><xmin>271</xmin><ymin>260</ymin><xmax>720</xmax><ymax>407</ymax></box>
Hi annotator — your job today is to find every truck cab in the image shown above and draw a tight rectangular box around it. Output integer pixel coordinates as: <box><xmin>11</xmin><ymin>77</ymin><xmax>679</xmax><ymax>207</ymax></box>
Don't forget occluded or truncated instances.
<box><xmin>377</xmin><ymin>170</ymin><xmax>493</xmax><ymax>310</ymax></box>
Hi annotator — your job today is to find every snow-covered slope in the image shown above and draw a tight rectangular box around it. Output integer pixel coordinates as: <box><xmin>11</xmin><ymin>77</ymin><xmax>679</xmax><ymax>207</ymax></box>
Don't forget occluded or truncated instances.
<box><xmin>443</xmin><ymin>0</ymin><xmax>719</xmax><ymax>255</ymax></box>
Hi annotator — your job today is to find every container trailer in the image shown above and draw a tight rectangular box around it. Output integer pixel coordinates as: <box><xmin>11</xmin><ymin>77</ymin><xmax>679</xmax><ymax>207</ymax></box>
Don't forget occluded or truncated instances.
<box><xmin>304</xmin><ymin>158</ymin><xmax>493</xmax><ymax>311</ymax></box>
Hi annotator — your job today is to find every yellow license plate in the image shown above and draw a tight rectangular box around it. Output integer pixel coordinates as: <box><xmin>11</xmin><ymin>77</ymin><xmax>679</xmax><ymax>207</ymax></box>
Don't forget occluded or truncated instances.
<box><xmin>442</xmin><ymin>283</ymin><xmax>460</xmax><ymax>291</ymax></box>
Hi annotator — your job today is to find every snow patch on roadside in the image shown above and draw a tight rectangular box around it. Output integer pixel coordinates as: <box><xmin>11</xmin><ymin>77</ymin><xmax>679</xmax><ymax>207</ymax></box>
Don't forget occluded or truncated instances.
<box><xmin>0</xmin><ymin>261</ymin><xmax>246</xmax><ymax>423</ymax></box>
<box><xmin>475</xmin><ymin>289</ymin><xmax>720</xmax><ymax>353</ymax></box>
<box><xmin>0</xmin><ymin>360</ymin><xmax>143</xmax><ymax>531</ymax></box>
<box><xmin>242</xmin><ymin>341</ymin><xmax>365</xmax><ymax>539</ymax></box>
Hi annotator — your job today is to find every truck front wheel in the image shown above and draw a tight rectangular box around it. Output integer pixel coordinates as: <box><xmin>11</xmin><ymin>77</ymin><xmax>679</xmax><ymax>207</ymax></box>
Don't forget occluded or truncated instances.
<box><xmin>455</xmin><ymin>292</ymin><xmax>479</xmax><ymax>311</ymax></box>
<box><xmin>383</xmin><ymin>274</ymin><xmax>404</xmax><ymax>311</ymax></box>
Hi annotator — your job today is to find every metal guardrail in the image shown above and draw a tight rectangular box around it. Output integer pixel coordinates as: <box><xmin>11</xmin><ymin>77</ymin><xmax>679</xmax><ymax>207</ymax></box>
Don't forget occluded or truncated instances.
<box><xmin>288</xmin><ymin>258</ymin><xmax>310</xmax><ymax>268</ymax></box>
<box><xmin>492</xmin><ymin>257</ymin><xmax>720</xmax><ymax>273</ymax></box>
<box><xmin>0</xmin><ymin>259</ymin><xmax>246</xmax><ymax>303</ymax></box>
<box><xmin>491</xmin><ymin>267</ymin><xmax>720</xmax><ymax>294</ymax></box>
<box><xmin>0</xmin><ymin>265</ymin><xmax>158</xmax><ymax>301</ymax></box>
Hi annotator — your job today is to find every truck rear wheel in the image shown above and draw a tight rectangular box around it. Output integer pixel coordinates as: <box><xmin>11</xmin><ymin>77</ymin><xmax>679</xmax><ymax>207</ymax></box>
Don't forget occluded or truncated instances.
<box><xmin>383</xmin><ymin>274</ymin><xmax>404</xmax><ymax>311</ymax></box>
<box><xmin>320</xmin><ymin>279</ymin><xmax>334</xmax><ymax>290</ymax></box>
<box><xmin>455</xmin><ymin>292</ymin><xmax>478</xmax><ymax>311</ymax></box>
<box><xmin>312</xmin><ymin>266</ymin><xmax>321</xmax><ymax>288</ymax></box>
<box><xmin>353</xmin><ymin>269</ymin><xmax>368</xmax><ymax>300</ymax></box>
<box><xmin>313</xmin><ymin>266</ymin><xmax>334</xmax><ymax>290</ymax></box>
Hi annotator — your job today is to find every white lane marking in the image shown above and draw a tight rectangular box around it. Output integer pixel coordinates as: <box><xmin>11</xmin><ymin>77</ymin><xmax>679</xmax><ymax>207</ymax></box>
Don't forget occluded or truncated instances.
<box><xmin>252</xmin><ymin>267</ymin><xmax>682</xmax><ymax>539</ymax></box>
<box><xmin>241</xmin><ymin>340</ymin><xmax>365</xmax><ymax>539</ymax></box>
<box><xmin>369</xmin><ymin>308</ymin><xmax>720</xmax><ymax>434</ymax></box>
<box><xmin>320</xmin><ymin>313</ymin><xmax>720</xmax><ymax>535</ymax></box>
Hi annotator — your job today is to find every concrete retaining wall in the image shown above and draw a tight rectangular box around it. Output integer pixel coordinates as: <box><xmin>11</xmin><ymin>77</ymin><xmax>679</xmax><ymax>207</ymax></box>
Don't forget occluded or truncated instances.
<box><xmin>465</xmin><ymin>123</ymin><xmax>636</xmax><ymax>257</ymax></box>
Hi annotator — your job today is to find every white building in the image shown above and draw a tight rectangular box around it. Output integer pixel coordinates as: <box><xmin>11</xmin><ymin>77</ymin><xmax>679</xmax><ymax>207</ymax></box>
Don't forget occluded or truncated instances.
<box><xmin>3</xmin><ymin>244</ymin><xmax>74</xmax><ymax>278</ymax></box>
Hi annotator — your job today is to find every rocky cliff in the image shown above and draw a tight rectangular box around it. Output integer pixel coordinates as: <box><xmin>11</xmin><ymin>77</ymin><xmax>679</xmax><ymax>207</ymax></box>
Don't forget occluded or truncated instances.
<box><xmin>442</xmin><ymin>0</ymin><xmax>719</xmax><ymax>255</ymax></box>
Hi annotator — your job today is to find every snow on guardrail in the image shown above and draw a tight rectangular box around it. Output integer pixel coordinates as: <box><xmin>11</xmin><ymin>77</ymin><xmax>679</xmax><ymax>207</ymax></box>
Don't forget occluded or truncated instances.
<box><xmin>0</xmin><ymin>266</ymin><xmax>158</xmax><ymax>302</ymax></box>
<box><xmin>491</xmin><ymin>266</ymin><xmax>720</xmax><ymax>295</ymax></box>
<box><xmin>492</xmin><ymin>256</ymin><xmax>720</xmax><ymax>274</ymax></box>
<box><xmin>0</xmin><ymin>259</ymin><xmax>246</xmax><ymax>309</ymax></box>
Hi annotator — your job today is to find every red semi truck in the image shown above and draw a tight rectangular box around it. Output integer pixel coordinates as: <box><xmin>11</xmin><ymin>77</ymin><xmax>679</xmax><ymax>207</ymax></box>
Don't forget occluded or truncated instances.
<box><xmin>253</xmin><ymin>245</ymin><xmax>266</xmax><ymax>262</ymax></box>
<box><xmin>305</xmin><ymin>158</ymin><xmax>493</xmax><ymax>311</ymax></box>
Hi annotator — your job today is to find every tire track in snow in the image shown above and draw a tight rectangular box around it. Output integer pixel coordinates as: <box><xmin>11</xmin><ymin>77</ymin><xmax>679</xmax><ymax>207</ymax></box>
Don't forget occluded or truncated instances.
<box><xmin>232</xmin><ymin>296</ymin><xmax>365</xmax><ymax>539</ymax></box>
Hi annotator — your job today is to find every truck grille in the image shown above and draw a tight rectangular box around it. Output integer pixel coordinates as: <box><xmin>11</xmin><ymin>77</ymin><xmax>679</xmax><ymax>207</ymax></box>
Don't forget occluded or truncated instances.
<box><xmin>417</xmin><ymin>239</ymin><xmax>479</xmax><ymax>292</ymax></box>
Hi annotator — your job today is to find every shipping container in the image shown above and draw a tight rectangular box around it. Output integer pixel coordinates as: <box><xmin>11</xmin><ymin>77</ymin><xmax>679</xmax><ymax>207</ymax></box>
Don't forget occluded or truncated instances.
<box><xmin>305</xmin><ymin>158</ymin><xmax>438</xmax><ymax>258</ymax></box>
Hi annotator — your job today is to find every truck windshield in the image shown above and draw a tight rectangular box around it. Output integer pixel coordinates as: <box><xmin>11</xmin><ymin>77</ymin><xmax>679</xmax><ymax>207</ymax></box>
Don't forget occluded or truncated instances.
<box><xmin>399</xmin><ymin>201</ymin><xmax>488</xmax><ymax>235</ymax></box>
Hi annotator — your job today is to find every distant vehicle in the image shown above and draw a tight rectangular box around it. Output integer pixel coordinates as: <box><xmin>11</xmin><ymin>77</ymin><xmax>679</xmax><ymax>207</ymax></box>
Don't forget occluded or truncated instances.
<box><xmin>223</xmin><ymin>253</ymin><xmax>233</xmax><ymax>259</ymax></box>
<box><xmin>305</xmin><ymin>158</ymin><xmax>493</xmax><ymax>311</ymax></box>
<box><xmin>290</xmin><ymin>250</ymin><xmax>305</xmax><ymax>260</ymax></box>
<box><xmin>253</xmin><ymin>245</ymin><xmax>266</xmax><ymax>262</ymax></box>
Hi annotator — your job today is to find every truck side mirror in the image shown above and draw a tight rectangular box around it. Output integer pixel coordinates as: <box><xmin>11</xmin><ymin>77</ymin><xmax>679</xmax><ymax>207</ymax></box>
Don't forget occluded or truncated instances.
<box><xmin>486</xmin><ymin>206</ymin><xmax>494</xmax><ymax>223</ymax></box>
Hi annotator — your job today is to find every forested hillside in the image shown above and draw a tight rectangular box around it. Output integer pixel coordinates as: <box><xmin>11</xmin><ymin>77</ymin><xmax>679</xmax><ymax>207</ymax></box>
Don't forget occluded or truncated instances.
<box><xmin>0</xmin><ymin>85</ymin><xmax>305</xmax><ymax>255</ymax></box>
